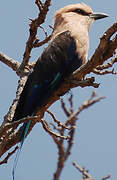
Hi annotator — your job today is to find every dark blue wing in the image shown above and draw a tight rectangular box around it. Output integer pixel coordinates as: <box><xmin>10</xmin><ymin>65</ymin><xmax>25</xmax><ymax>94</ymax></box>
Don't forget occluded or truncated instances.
<box><xmin>13</xmin><ymin>31</ymin><xmax>82</xmax><ymax>122</ymax></box>
<box><xmin>13</xmin><ymin>30</ymin><xmax>83</xmax><ymax>141</ymax></box>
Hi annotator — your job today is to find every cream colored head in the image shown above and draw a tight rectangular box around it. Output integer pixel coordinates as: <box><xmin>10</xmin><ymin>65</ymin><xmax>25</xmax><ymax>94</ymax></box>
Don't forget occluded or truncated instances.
<box><xmin>53</xmin><ymin>3</ymin><xmax>108</xmax><ymax>35</ymax></box>
<box><xmin>52</xmin><ymin>3</ymin><xmax>108</xmax><ymax>63</ymax></box>
<box><xmin>54</xmin><ymin>3</ymin><xmax>93</xmax><ymax>33</ymax></box>
<box><xmin>55</xmin><ymin>3</ymin><xmax>93</xmax><ymax>17</ymax></box>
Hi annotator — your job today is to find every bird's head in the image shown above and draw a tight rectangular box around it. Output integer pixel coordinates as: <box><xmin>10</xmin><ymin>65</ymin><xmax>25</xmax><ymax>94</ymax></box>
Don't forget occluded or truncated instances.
<box><xmin>54</xmin><ymin>3</ymin><xmax>108</xmax><ymax>31</ymax></box>
<box><xmin>52</xmin><ymin>3</ymin><xmax>108</xmax><ymax>63</ymax></box>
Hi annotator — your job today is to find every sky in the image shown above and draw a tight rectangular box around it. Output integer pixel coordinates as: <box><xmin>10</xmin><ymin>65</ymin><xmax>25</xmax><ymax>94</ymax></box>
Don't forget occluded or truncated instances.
<box><xmin>0</xmin><ymin>0</ymin><xmax>117</xmax><ymax>180</ymax></box>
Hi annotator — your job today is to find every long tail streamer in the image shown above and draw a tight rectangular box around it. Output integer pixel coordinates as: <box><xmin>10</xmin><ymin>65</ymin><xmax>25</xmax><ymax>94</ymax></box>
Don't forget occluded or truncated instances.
<box><xmin>12</xmin><ymin>120</ymin><xmax>31</xmax><ymax>180</ymax></box>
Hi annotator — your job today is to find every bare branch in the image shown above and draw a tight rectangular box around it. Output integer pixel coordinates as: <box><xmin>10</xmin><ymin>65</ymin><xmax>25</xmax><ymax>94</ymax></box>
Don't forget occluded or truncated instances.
<box><xmin>53</xmin><ymin>140</ymin><xmax>65</xmax><ymax>180</ymax></box>
<box><xmin>0</xmin><ymin>116</ymin><xmax>39</xmax><ymax>139</ymax></box>
<box><xmin>69</xmin><ymin>77</ymin><xmax>100</xmax><ymax>88</ymax></box>
<box><xmin>46</xmin><ymin>110</ymin><xmax>70</xmax><ymax>130</ymax></box>
<box><xmin>3</xmin><ymin>76</ymin><xmax>28</xmax><ymax>125</ymax></box>
<box><xmin>53</xmin><ymin>92</ymin><xmax>104</xmax><ymax>180</ymax></box>
<box><xmin>39</xmin><ymin>25</ymin><xmax>48</xmax><ymax>37</ymax></box>
<box><xmin>96</xmin><ymin>57</ymin><xmax>117</xmax><ymax>70</ymax></box>
<box><xmin>60</xmin><ymin>98</ymin><xmax>71</xmax><ymax>117</ymax></box>
<box><xmin>72</xmin><ymin>161</ymin><xmax>94</xmax><ymax>180</ymax></box>
<box><xmin>68</xmin><ymin>93</ymin><xmax>74</xmax><ymax>113</ymax></box>
<box><xmin>0</xmin><ymin>51</ymin><xmax>20</xmax><ymax>71</ymax></box>
<box><xmin>93</xmin><ymin>68</ymin><xmax>117</xmax><ymax>75</ymax></box>
<box><xmin>33</xmin><ymin>35</ymin><xmax>51</xmax><ymax>48</ymax></box>
<box><xmin>73</xmin><ymin>161</ymin><xmax>111</xmax><ymax>180</ymax></box>
<box><xmin>18</xmin><ymin>0</ymin><xmax>51</xmax><ymax>74</ymax></box>
<box><xmin>64</xmin><ymin>126</ymin><xmax>76</xmax><ymax>161</ymax></box>
<box><xmin>35</xmin><ymin>0</ymin><xmax>43</xmax><ymax>11</ymax></box>
<box><xmin>0</xmin><ymin>146</ymin><xmax>18</xmax><ymax>165</ymax></box>
<box><xmin>41</xmin><ymin>119</ymin><xmax>69</xmax><ymax>140</ymax></box>
<box><xmin>65</xmin><ymin>92</ymin><xmax>105</xmax><ymax>126</ymax></box>
<box><xmin>102</xmin><ymin>175</ymin><xmax>111</xmax><ymax>180</ymax></box>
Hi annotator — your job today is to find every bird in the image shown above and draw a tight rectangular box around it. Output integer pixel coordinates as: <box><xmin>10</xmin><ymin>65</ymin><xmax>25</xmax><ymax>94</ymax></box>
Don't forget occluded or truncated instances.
<box><xmin>12</xmin><ymin>2</ymin><xmax>108</xmax><ymax>178</ymax></box>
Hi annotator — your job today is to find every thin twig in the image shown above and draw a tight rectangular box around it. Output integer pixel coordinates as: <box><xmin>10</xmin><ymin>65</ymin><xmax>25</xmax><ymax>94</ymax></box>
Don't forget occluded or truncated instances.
<box><xmin>102</xmin><ymin>175</ymin><xmax>111</xmax><ymax>180</ymax></box>
<box><xmin>69</xmin><ymin>77</ymin><xmax>100</xmax><ymax>88</ymax></box>
<box><xmin>0</xmin><ymin>116</ymin><xmax>39</xmax><ymax>137</ymax></box>
<box><xmin>53</xmin><ymin>92</ymin><xmax>105</xmax><ymax>180</ymax></box>
<box><xmin>18</xmin><ymin>0</ymin><xmax>51</xmax><ymax>73</ymax></box>
<box><xmin>96</xmin><ymin>57</ymin><xmax>117</xmax><ymax>70</ymax></box>
<box><xmin>60</xmin><ymin>98</ymin><xmax>71</xmax><ymax>117</ymax></box>
<box><xmin>72</xmin><ymin>161</ymin><xmax>94</xmax><ymax>180</ymax></box>
<box><xmin>39</xmin><ymin>25</ymin><xmax>48</xmax><ymax>37</ymax></box>
<box><xmin>93</xmin><ymin>68</ymin><xmax>117</xmax><ymax>75</ymax></box>
<box><xmin>46</xmin><ymin>110</ymin><xmax>70</xmax><ymax>130</ymax></box>
<box><xmin>68</xmin><ymin>93</ymin><xmax>74</xmax><ymax>113</ymax></box>
<box><xmin>35</xmin><ymin>0</ymin><xmax>43</xmax><ymax>11</ymax></box>
<box><xmin>33</xmin><ymin>35</ymin><xmax>51</xmax><ymax>48</ymax></box>
<box><xmin>41</xmin><ymin>119</ymin><xmax>69</xmax><ymax>140</ymax></box>
<box><xmin>0</xmin><ymin>146</ymin><xmax>18</xmax><ymax>165</ymax></box>
<box><xmin>0</xmin><ymin>51</ymin><xmax>20</xmax><ymax>72</ymax></box>
<box><xmin>65</xmin><ymin>93</ymin><xmax>105</xmax><ymax>126</ymax></box>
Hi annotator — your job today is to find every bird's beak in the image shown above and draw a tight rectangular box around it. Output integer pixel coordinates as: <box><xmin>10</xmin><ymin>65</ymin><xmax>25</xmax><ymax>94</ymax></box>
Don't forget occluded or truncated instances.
<box><xmin>90</xmin><ymin>12</ymin><xmax>109</xmax><ymax>20</ymax></box>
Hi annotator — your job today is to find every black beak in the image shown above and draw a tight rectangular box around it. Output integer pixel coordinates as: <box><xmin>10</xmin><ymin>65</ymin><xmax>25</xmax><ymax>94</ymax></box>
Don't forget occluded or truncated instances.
<box><xmin>90</xmin><ymin>13</ymin><xmax>109</xmax><ymax>20</ymax></box>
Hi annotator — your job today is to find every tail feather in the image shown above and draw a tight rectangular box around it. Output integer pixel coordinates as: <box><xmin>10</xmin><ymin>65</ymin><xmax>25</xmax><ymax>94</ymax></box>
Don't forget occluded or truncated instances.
<box><xmin>12</xmin><ymin>72</ymin><xmax>63</xmax><ymax>180</ymax></box>
<box><xmin>12</xmin><ymin>120</ymin><xmax>31</xmax><ymax>180</ymax></box>
<box><xmin>20</xmin><ymin>120</ymin><xmax>32</xmax><ymax>144</ymax></box>
<box><xmin>12</xmin><ymin>142</ymin><xmax>23</xmax><ymax>180</ymax></box>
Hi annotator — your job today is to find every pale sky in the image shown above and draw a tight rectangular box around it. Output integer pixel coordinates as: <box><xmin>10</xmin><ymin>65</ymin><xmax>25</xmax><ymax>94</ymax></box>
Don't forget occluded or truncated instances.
<box><xmin>0</xmin><ymin>0</ymin><xmax>116</xmax><ymax>180</ymax></box>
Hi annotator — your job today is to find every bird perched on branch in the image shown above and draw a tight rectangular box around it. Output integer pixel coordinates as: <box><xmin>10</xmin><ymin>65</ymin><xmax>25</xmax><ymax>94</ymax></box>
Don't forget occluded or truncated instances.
<box><xmin>12</xmin><ymin>2</ymin><xmax>108</xmax><ymax>178</ymax></box>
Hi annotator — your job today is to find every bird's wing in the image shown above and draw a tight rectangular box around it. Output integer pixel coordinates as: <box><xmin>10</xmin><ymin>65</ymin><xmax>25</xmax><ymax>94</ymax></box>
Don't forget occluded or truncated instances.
<box><xmin>13</xmin><ymin>31</ymin><xmax>82</xmax><ymax>122</ymax></box>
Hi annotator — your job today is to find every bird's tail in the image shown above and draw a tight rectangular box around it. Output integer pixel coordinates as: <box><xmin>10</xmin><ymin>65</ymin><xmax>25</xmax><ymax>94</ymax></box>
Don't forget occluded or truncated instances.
<box><xmin>12</xmin><ymin>120</ymin><xmax>31</xmax><ymax>180</ymax></box>
<box><xmin>12</xmin><ymin>71</ymin><xmax>66</xmax><ymax>180</ymax></box>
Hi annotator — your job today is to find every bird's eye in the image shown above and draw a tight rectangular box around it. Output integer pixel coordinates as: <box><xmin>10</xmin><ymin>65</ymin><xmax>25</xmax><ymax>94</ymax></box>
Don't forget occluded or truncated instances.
<box><xmin>73</xmin><ymin>9</ymin><xmax>89</xmax><ymax>16</ymax></box>
<box><xmin>75</xmin><ymin>9</ymin><xmax>83</xmax><ymax>13</ymax></box>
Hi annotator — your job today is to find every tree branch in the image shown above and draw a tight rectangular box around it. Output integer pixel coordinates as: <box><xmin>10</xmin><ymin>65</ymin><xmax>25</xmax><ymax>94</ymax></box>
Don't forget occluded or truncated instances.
<box><xmin>41</xmin><ymin>119</ymin><xmax>69</xmax><ymax>139</ymax></box>
<box><xmin>93</xmin><ymin>68</ymin><xmax>117</xmax><ymax>75</ymax></box>
<box><xmin>33</xmin><ymin>35</ymin><xmax>51</xmax><ymax>48</ymax></box>
<box><xmin>0</xmin><ymin>51</ymin><xmax>20</xmax><ymax>71</ymax></box>
<box><xmin>72</xmin><ymin>161</ymin><xmax>111</xmax><ymax>180</ymax></box>
<box><xmin>53</xmin><ymin>92</ymin><xmax>104</xmax><ymax>180</ymax></box>
<box><xmin>46</xmin><ymin>110</ymin><xmax>70</xmax><ymax>129</ymax></box>
<box><xmin>72</xmin><ymin>161</ymin><xmax>94</xmax><ymax>180</ymax></box>
<box><xmin>96</xmin><ymin>57</ymin><xmax>117</xmax><ymax>70</ymax></box>
<box><xmin>17</xmin><ymin>0</ymin><xmax>51</xmax><ymax>75</ymax></box>
<box><xmin>0</xmin><ymin>146</ymin><xmax>18</xmax><ymax>165</ymax></box>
